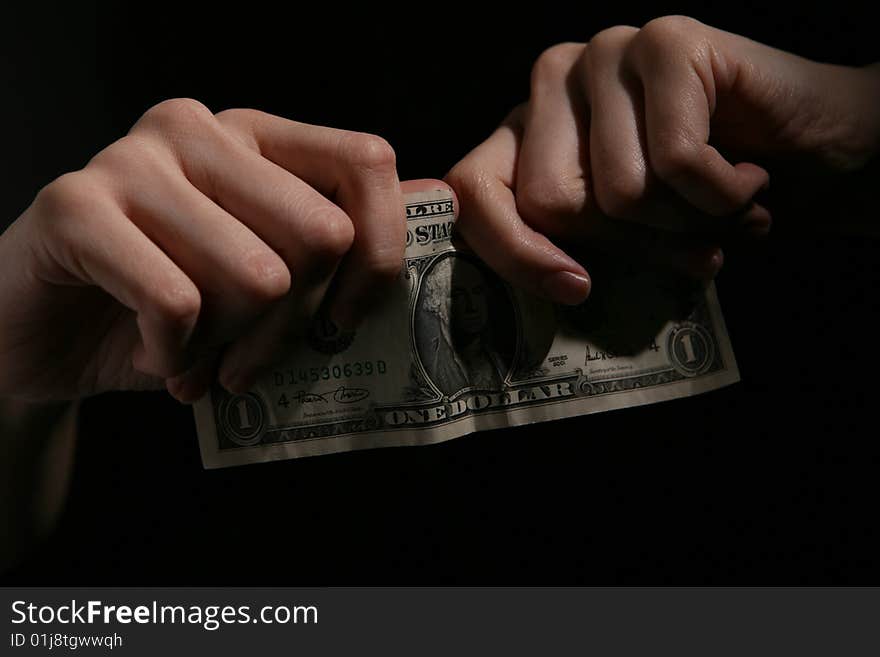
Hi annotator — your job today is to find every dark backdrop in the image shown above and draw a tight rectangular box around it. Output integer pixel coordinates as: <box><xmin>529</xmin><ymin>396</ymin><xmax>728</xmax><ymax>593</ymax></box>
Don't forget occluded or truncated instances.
<box><xmin>2</xmin><ymin>1</ymin><xmax>878</xmax><ymax>584</ymax></box>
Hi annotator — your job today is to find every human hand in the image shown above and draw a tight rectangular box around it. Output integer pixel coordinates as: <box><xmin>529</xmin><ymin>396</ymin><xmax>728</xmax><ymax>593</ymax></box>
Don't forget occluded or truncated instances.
<box><xmin>0</xmin><ymin>99</ymin><xmax>444</xmax><ymax>403</ymax></box>
<box><xmin>445</xmin><ymin>16</ymin><xmax>880</xmax><ymax>303</ymax></box>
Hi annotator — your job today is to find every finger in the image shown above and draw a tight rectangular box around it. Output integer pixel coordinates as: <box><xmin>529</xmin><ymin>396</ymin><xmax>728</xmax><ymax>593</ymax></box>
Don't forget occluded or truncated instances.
<box><xmin>586</xmin><ymin>42</ymin><xmax>772</xmax><ymax>243</ymax></box>
<box><xmin>627</xmin><ymin>25</ymin><xmax>770</xmax><ymax>217</ymax></box>
<box><xmin>739</xmin><ymin>200</ymin><xmax>772</xmax><ymax>237</ymax></box>
<box><xmin>217</xmin><ymin>268</ymin><xmax>333</xmax><ymax>393</ymax></box>
<box><xmin>148</xmin><ymin>122</ymin><xmax>356</xmax><ymax>379</ymax></box>
<box><xmin>585</xmin><ymin>26</ymin><xmax>651</xmax><ymax>220</ymax></box>
<box><xmin>161</xmin><ymin>124</ymin><xmax>355</xmax><ymax>289</ymax></box>
<box><xmin>139</xmin><ymin>112</ymin><xmax>359</xmax><ymax>386</ymax></box>
<box><xmin>34</xmin><ymin>172</ymin><xmax>201</xmax><ymax>378</ymax></box>
<box><xmin>445</xmin><ymin>106</ymin><xmax>592</xmax><ymax>305</ymax></box>
<box><xmin>92</xmin><ymin>139</ymin><xmax>292</xmax><ymax>347</ymax></box>
<box><xmin>512</xmin><ymin>40</ymin><xmax>724</xmax><ymax>278</ymax></box>
<box><xmin>515</xmin><ymin>43</ymin><xmax>592</xmax><ymax>235</ymax></box>
<box><xmin>213</xmin><ymin>178</ymin><xmax>458</xmax><ymax>392</ymax></box>
<box><xmin>216</xmin><ymin>110</ymin><xmax>405</xmax><ymax>329</ymax></box>
<box><xmin>165</xmin><ymin>351</ymin><xmax>220</xmax><ymax>403</ymax></box>
<box><xmin>401</xmin><ymin>178</ymin><xmax>459</xmax><ymax>204</ymax></box>
<box><xmin>326</xmin><ymin>154</ymin><xmax>403</xmax><ymax>330</ymax></box>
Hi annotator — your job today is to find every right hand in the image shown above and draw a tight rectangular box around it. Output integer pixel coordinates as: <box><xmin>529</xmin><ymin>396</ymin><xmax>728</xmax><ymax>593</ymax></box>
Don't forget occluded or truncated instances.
<box><xmin>445</xmin><ymin>17</ymin><xmax>880</xmax><ymax>304</ymax></box>
<box><xmin>0</xmin><ymin>99</ymin><xmax>438</xmax><ymax>403</ymax></box>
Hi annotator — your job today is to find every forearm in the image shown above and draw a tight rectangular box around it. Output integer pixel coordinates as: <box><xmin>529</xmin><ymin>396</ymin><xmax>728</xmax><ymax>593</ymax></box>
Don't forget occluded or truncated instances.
<box><xmin>0</xmin><ymin>398</ymin><xmax>79</xmax><ymax>572</ymax></box>
<box><xmin>769</xmin><ymin>62</ymin><xmax>880</xmax><ymax>237</ymax></box>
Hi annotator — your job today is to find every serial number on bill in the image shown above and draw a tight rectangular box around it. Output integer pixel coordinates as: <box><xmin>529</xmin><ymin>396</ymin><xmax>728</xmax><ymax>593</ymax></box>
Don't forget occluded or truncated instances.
<box><xmin>273</xmin><ymin>361</ymin><xmax>388</xmax><ymax>385</ymax></box>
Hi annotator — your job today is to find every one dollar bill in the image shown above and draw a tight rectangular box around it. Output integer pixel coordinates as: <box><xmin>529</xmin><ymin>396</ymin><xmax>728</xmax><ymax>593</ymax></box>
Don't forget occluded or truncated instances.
<box><xmin>194</xmin><ymin>188</ymin><xmax>739</xmax><ymax>468</ymax></box>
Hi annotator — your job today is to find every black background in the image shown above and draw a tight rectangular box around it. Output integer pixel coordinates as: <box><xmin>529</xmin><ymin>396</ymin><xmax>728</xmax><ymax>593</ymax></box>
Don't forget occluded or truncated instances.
<box><xmin>1</xmin><ymin>1</ymin><xmax>878</xmax><ymax>584</ymax></box>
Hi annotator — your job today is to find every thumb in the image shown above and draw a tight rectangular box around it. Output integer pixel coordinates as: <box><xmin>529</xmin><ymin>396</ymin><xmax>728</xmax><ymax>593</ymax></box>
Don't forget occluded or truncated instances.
<box><xmin>443</xmin><ymin>110</ymin><xmax>592</xmax><ymax>305</ymax></box>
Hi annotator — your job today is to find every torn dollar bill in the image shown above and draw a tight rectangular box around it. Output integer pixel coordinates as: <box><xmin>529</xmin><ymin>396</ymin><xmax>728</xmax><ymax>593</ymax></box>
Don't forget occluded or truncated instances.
<box><xmin>194</xmin><ymin>187</ymin><xmax>738</xmax><ymax>468</ymax></box>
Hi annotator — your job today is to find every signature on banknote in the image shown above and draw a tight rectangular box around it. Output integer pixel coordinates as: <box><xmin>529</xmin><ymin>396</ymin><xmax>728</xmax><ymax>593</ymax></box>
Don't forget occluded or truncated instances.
<box><xmin>291</xmin><ymin>387</ymin><xmax>371</xmax><ymax>405</ymax></box>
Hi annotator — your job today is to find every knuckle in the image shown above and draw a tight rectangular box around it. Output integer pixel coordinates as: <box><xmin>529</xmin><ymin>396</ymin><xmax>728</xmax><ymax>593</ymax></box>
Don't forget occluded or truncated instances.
<box><xmin>516</xmin><ymin>177</ymin><xmax>586</xmax><ymax>224</ymax></box>
<box><xmin>86</xmin><ymin>134</ymin><xmax>167</xmax><ymax>176</ymax></box>
<box><xmin>133</xmin><ymin>97</ymin><xmax>215</xmax><ymax>135</ymax></box>
<box><xmin>530</xmin><ymin>43</ymin><xmax>584</xmax><ymax>87</ymax></box>
<box><xmin>307</xmin><ymin>206</ymin><xmax>355</xmax><ymax>261</ymax></box>
<box><xmin>237</xmin><ymin>250</ymin><xmax>291</xmax><ymax>303</ymax></box>
<box><xmin>339</xmin><ymin>132</ymin><xmax>397</xmax><ymax>172</ymax></box>
<box><xmin>34</xmin><ymin>171</ymin><xmax>106</xmax><ymax>233</ymax></box>
<box><xmin>651</xmin><ymin>134</ymin><xmax>701</xmax><ymax>183</ymax></box>
<box><xmin>443</xmin><ymin>162</ymin><xmax>477</xmax><ymax>196</ymax></box>
<box><xmin>153</xmin><ymin>283</ymin><xmax>201</xmax><ymax>328</ymax></box>
<box><xmin>594</xmin><ymin>170</ymin><xmax>646</xmax><ymax>219</ymax></box>
<box><xmin>213</xmin><ymin>108</ymin><xmax>261</xmax><ymax>148</ymax></box>
<box><xmin>213</xmin><ymin>107</ymin><xmax>258</xmax><ymax>126</ymax></box>
<box><xmin>588</xmin><ymin>26</ymin><xmax>638</xmax><ymax>58</ymax></box>
<box><xmin>636</xmin><ymin>15</ymin><xmax>702</xmax><ymax>55</ymax></box>
<box><xmin>361</xmin><ymin>251</ymin><xmax>402</xmax><ymax>284</ymax></box>
<box><xmin>444</xmin><ymin>165</ymin><xmax>495</xmax><ymax>226</ymax></box>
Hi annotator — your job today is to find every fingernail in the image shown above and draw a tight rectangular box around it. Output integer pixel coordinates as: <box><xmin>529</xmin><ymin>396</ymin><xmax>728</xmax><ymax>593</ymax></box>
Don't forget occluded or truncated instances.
<box><xmin>540</xmin><ymin>271</ymin><xmax>591</xmax><ymax>305</ymax></box>
<box><xmin>740</xmin><ymin>203</ymin><xmax>772</xmax><ymax>238</ymax></box>
<box><xmin>708</xmin><ymin>248</ymin><xmax>724</xmax><ymax>274</ymax></box>
<box><xmin>175</xmin><ymin>381</ymin><xmax>205</xmax><ymax>404</ymax></box>
<box><xmin>218</xmin><ymin>367</ymin><xmax>240</xmax><ymax>394</ymax></box>
<box><xmin>690</xmin><ymin>247</ymin><xmax>724</xmax><ymax>280</ymax></box>
<box><xmin>223</xmin><ymin>378</ymin><xmax>250</xmax><ymax>395</ymax></box>
<box><xmin>231</xmin><ymin>371</ymin><xmax>257</xmax><ymax>394</ymax></box>
<box><xmin>166</xmin><ymin>377</ymin><xmax>184</xmax><ymax>400</ymax></box>
<box><xmin>166</xmin><ymin>376</ymin><xmax>196</xmax><ymax>404</ymax></box>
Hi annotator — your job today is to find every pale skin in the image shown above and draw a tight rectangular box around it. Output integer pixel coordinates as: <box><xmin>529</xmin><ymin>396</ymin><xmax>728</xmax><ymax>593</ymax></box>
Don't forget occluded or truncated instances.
<box><xmin>0</xmin><ymin>100</ymin><xmax>456</xmax><ymax>567</ymax></box>
<box><xmin>1</xmin><ymin>16</ymin><xmax>879</xmax><ymax>569</ymax></box>
<box><xmin>445</xmin><ymin>16</ymin><xmax>880</xmax><ymax>300</ymax></box>
<box><xmin>0</xmin><ymin>100</ymin><xmax>456</xmax><ymax>404</ymax></box>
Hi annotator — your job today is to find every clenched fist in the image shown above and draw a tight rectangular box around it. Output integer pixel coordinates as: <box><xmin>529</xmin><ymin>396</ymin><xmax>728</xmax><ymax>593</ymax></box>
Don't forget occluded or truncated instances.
<box><xmin>0</xmin><ymin>98</ymin><xmax>448</xmax><ymax>403</ymax></box>
<box><xmin>446</xmin><ymin>16</ymin><xmax>880</xmax><ymax>301</ymax></box>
